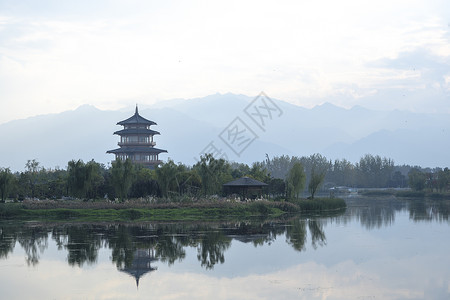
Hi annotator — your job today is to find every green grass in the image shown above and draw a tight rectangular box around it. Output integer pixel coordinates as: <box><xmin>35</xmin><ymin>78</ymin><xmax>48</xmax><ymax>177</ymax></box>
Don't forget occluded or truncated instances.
<box><xmin>0</xmin><ymin>198</ymin><xmax>345</xmax><ymax>222</ymax></box>
<box><xmin>359</xmin><ymin>189</ymin><xmax>396</xmax><ymax>196</ymax></box>
<box><xmin>291</xmin><ymin>197</ymin><xmax>347</xmax><ymax>212</ymax></box>
<box><xmin>0</xmin><ymin>201</ymin><xmax>287</xmax><ymax>222</ymax></box>
<box><xmin>395</xmin><ymin>190</ymin><xmax>426</xmax><ymax>198</ymax></box>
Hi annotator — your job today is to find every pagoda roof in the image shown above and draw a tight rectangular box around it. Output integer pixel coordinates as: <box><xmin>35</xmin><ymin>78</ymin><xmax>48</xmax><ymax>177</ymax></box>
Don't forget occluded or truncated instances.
<box><xmin>223</xmin><ymin>177</ymin><xmax>268</xmax><ymax>187</ymax></box>
<box><xmin>118</xmin><ymin>249</ymin><xmax>157</xmax><ymax>288</ymax></box>
<box><xmin>117</xmin><ymin>106</ymin><xmax>157</xmax><ymax>126</ymax></box>
<box><xmin>107</xmin><ymin>147</ymin><xmax>168</xmax><ymax>154</ymax></box>
<box><xmin>113</xmin><ymin>128</ymin><xmax>160</xmax><ymax>136</ymax></box>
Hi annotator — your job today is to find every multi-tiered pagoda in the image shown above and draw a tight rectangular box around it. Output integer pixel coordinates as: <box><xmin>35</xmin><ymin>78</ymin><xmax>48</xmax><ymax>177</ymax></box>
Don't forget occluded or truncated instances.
<box><xmin>107</xmin><ymin>106</ymin><xmax>167</xmax><ymax>168</ymax></box>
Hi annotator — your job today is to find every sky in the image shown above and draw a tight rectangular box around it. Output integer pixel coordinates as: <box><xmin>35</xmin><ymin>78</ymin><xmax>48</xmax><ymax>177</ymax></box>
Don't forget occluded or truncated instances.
<box><xmin>0</xmin><ymin>0</ymin><xmax>449</xmax><ymax>124</ymax></box>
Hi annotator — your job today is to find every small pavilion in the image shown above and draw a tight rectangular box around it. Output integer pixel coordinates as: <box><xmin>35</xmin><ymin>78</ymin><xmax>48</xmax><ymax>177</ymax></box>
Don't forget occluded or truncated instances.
<box><xmin>223</xmin><ymin>177</ymin><xmax>268</xmax><ymax>200</ymax></box>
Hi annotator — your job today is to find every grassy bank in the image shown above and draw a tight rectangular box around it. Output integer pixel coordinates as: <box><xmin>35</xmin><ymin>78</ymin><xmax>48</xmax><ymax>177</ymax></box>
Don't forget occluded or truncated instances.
<box><xmin>395</xmin><ymin>191</ymin><xmax>450</xmax><ymax>199</ymax></box>
<box><xmin>0</xmin><ymin>198</ymin><xmax>346</xmax><ymax>222</ymax></box>
<box><xmin>291</xmin><ymin>197</ymin><xmax>347</xmax><ymax>212</ymax></box>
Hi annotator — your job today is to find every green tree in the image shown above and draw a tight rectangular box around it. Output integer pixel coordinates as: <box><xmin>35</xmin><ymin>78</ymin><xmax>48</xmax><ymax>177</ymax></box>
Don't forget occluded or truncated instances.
<box><xmin>111</xmin><ymin>159</ymin><xmax>136</xmax><ymax>201</ymax></box>
<box><xmin>437</xmin><ymin>168</ymin><xmax>450</xmax><ymax>192</ymax></box>
<box><xmin>193</xmin><ymin>154</ymin><xmax>232</xmax><ymax>196</ymax></box>
<box><xmin>230</xmin><ymin>162</ymin><xmax>251</xmax><ymax>179</ymax></box>
<box><xmin>0</xmin><ymin>168</ymin><xmax>14</xmax><ymax>202</ymax></box>
<box><xmin>155</xmin><ymin>159</ymin><xmax>179</xmax><ymax>198</ymax></box>
<box><xmin>356</xmin><ymin>154</ymin><xmax>394</xmax><ymax>188</ymax></box>
<box><xmin>67</xmin><ymin>160</ymin><xmax>104</xmax><ymax>199</ymax></box>
<box><xmin>308</xmin><ymin>167</ymin><xmax>326</xmax><ymax>199</ymax></box>
<box><xmin>264</xmin><ymin>154</ymin><xmax>301</xmax><ymax>179</ymax></box>
<box><xmin>25</xmin><ymin>159</ymin><xmax>42</xmax><ymax>199</ymax></box>
<box><xmin>329</xmin><ymin>159</ymin><xmax>356</xmax><ymax>187</ymax></box>
<box><xmin>177</xmin><ymin>168</ymin><xmax>202</xmax><ymax>196</ymax></box>
<box><xmin>84</xmin><ymin>160</ymin><xmax>104</xmax><ymax>199</ymax></box>
<box><xmin>408</xmin><ymin>168</ymin><xmax>426</xmax><ymax>191</ymax></box>
<box><xmin>267</xmin><ymin>178</ymin><xmax>285</xmax><ymax>199</ymax></box>
<box><xmin>130</xmin><ymin>166</ymin><xmax>159</xmax><ymax>198</ymax></box>
<box><xmin>286</xmin><ymin>162</ymin><xmax>306</xmax><ymax>200</ymax></box>
<box><xmin>67</xmin><ymin>160</ymin><xmax>86</xmax><ymax>198</ymax></box>
<box><xmin>248</xmin><ymin>162</ymin><xmax>270</xmax><ymax>183</ymax></box>
<box><xmin>45</xmin><ymin>168</ymin><xmax>68</xmax><ymax>199</ymax></box>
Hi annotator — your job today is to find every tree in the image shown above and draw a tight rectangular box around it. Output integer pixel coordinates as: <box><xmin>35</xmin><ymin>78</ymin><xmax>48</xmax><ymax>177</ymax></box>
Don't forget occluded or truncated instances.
<box><xmin>267</xmin><ymin>178</ymin><xmax>285</xmax><ymax>199</ymax></box>
<box><xmin>308</xmin><ymin>167</ymin><xmax>326</xmax><ymax>199</ymax></box>
<box><xmin>329</xmin><ymin>158</ymin><xmax>356</xmax><ymax>187</ymax></box>
<box><xmin>193</xmin><ymin>154</ymin><xmax>231</xmax><ymax>196</ymax></box>
<box><xmin>111</xmin><ymin>159</ymin><xmax>136</xmax><ymax>201</ymax></box>
<box><xmin>67</xmin><ymin>160</ymin><xmax>87</xmax><ymax>198</ymax></box>
<box><xmin>249</xmin><ymin>162</ymin><xmax>270</xmax><ymax>183</ymax></box>
<box><xmin>264</xmin><ymin>154</ymin><xmax>301</xmax><ymax>179</ymax></box>
<box><xmin>130</xmin><ymin>166</ymin><xmax>159</xmax><ymax>198</ymax></box>
<box><xmin>408</xmin><ymin>168</ymin><xmax>426</xmax><ymax>191</ymax></box>
<box><xmin>24</xmin><ymin>159</ymin><xmax>42</xmax><ymax>199</ymax></box>
<box><xmin>155</xmin><ymin>159</ymin><xmax>179</xmax><ymax>198</ymax></box>
<box><xmin>437</xmin><ymin>168</ymin><xmax>450</xmax><ymax>192</ymax></box>
<box><xmin>67</xmin><ymin>160</ymin><xmax>104</xmax><ymax>199</ymax></box>
<box><xmin>84</xmin><ymin>160</ymin><xmax>104</xmax><ymax>199</ymax></box>
<box><xmin>286</xmin><ymin>162</ymin><xmax>306</xmax><ymax>200</ymax></box>
<box><xmin>356</xmin><ymin>154</ymin><xmax>394</xmax><ymax>188</ymax></box>
<box><xmin>0</xmin><ymin>168</ymin><xmax>14</xmax><ymax>202</ymax></box>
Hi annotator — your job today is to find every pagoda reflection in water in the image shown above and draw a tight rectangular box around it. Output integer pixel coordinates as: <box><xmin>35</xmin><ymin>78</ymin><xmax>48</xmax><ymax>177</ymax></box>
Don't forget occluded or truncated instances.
<box><xmin>118</xmin><ymin>248</ymin><xmax>158</xmax><ymax>288</ymax></box>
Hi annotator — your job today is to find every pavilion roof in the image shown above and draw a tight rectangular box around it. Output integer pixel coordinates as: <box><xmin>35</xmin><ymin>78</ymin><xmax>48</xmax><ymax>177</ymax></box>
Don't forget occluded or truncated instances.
<box><xmin>113</xmin><ymin>128</ymin><xmax>160</xmax><ymax>136</ymax></box>
<box><xmin>117</xmin><ymin>106</ymin><xmax>157</xmax><ymax>126</ymax></box>
<box><xmin>106</xmin><ymin>147</ymin><xmax>168</xmax><ymax>154</ymax></box>
<box><xmin>223</xmin><ymin>177</ymin><xmax>268</xmax><ymax>187</ymax></box>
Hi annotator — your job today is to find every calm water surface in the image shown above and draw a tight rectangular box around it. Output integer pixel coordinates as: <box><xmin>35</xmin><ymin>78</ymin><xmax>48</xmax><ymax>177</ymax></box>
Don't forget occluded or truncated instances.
<box><xmin>1</xmin><ymin>196</ymin><xmax>449</xmax><ymax>300</ymax></box>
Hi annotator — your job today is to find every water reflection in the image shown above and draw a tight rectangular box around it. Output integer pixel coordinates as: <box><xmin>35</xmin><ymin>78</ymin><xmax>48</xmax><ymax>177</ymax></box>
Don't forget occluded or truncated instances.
<box><xmin>0</xmin><ymin>196</ymin><xmax>449</xmax><ymax>282</ymax></box>
<box><xmin>0</xmin><ymin>220</ymin><xmax>312</xmax><ymax>273</ymax></box>
<box><xmin>17</xmin><ymin>226</ymin><xmax>48</xmax><ymax>266</ymax></box>
<box><xmin>119</xmin><ymin>248</ymin><xmax>157</xmax><ymax>287</ymax></box>
<box><xmin>53</xmin><ymin>226</ymin><xmax>101</xmax><ymax>266</ymax></box>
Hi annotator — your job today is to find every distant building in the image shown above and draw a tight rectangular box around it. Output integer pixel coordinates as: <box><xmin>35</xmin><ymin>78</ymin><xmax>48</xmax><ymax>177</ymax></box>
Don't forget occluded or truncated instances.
<box><xmin>107</xmin><ymin>106</ymin><xmax>167</xmax><ymax>167</ymax></box>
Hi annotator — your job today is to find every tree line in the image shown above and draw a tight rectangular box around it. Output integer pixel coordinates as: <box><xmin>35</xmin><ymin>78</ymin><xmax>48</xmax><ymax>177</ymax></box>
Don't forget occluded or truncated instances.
<box><xmin>0</xmin><ymin>153</ymin><xmax>449</xmax><ymax>202</ymax></box>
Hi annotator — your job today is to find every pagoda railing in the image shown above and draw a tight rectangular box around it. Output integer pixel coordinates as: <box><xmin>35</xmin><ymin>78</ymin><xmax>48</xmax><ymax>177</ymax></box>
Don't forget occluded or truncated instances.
<box><xmin>118</xmin><ymin>141</ymin><xmax>156</xmax><ymax>147</ymax></box>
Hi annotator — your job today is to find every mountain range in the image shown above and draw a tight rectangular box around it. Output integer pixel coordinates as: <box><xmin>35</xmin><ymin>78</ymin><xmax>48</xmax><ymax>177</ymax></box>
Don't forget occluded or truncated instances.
<box><xmin>1</xmin><ymin>93</ymin><xmax>449</xmax><ymax>171</ymax></box>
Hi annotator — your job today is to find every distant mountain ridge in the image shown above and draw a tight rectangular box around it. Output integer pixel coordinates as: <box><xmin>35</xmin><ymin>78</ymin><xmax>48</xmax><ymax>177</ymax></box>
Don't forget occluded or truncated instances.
<box><xmin>0</xmin><ymin>93</ymin><xmax>449</xmax><ymax>171</ymax></box>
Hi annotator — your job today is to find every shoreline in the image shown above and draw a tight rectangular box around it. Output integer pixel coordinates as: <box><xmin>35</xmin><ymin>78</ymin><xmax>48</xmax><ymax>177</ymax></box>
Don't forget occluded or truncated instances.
<box><xmin>0</xmin><ymin>198</ymin><xmax>347</xmax><ymax>222</ymax></box>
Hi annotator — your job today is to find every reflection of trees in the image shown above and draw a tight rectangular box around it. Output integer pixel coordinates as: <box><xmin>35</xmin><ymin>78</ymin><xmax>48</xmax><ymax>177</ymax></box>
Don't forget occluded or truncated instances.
<box><xmin>0</xmin><ymin>225</ymin><xmax>17</xmax><ymax>260</ymax></box>
<box><xmin>2</xmin><ymin>217</ymin><xmax>330</xmax><ymax>269</ymax></box>
<box><xmin>3</xmin><ymin>197</ymin><xmax>450</xmax><ymax>276</ymax></box>
<box><xmin>408</xmin><ymin>199</ymin><xmax>450</xmax><ymax>222</ymax></box>
<box><xmin>285</xmin><ymin>218</ymin><xmax>328</xmax><ymax>251</ymax></box>
<box><xmin>343</xmin><ymin>197</ymin><xmax>402</xmax><ymax>229</ymax></box>
<box><xmin>17</xmin><ymin>227</ymin><xmax>48</xmax><ymax>266</ymax></box>
<box><xmin>155</xmin><ymin>234</ymin><xmax>186</xmax><ymax>265</ymax></box>
<box><xmin>337</xmin><ymin>196</ymin><xmax>450</xmax><ymax>228</ymax></box>
<box><xmin>286</xmin><ymin>219</ymin><xmax>307</xmax><ymax>251</ymax></box>
<box><xmin>223</xmin><ymin>222</ymin><xmax>285</xmax><ymax>247</ymax></box>
<box><xmin>308</xmin><ymin>220</ymin><xmax>326</xmax><ymax>249</ymax></box>
<box><xmin>52</xmin><ymin>225</ymin><xmax>102</xmax><ymax>266</ymax></box>
<box><xmin>106</xmin><ymin>225</ymin><xmax>138</xmax><ymax>269</ymax></box>
<box><xmin>196</xmin><ymin>230</ymin><xmax>231</xmax><ymax>269</ymax></box>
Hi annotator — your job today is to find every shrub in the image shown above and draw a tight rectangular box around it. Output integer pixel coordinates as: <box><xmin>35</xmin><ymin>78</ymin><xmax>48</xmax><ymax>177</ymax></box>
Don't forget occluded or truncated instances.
<box><xmin>120</xmin><ymin>209</ymin><xmax>143</xmax><ymax>220</ymax></box>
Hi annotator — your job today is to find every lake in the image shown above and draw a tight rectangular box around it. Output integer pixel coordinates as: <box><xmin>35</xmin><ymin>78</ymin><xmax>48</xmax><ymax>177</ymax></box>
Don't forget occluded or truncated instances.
<box><xmin>1</xmin><ymin>196</ymin><xmax>449</xmax><ymax>300</ymax></box>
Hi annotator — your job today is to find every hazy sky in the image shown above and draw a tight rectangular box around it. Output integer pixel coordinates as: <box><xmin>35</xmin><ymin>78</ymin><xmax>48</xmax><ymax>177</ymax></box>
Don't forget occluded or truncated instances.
<box><xmin>1</xmin><ymin>0</ymin><xmax>449</xmax><ymax>124</ymax></box>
